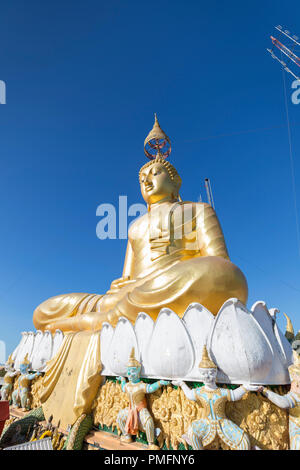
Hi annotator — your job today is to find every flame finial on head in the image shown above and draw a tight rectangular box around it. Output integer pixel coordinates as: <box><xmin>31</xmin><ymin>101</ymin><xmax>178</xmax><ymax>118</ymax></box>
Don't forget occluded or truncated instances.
<box><xmin>6</xmin><ymin>354</ymin><xmax>14</xmax><ymax>366</ymax></box>
<box><xmin>144</xmin><ymin>114</ymin><xmax>171</xmax><ymax>160</ymax></box>
<box><xmin>198</xmin><ymin>345</ymin><xmax>217</xmax><ymax>369</ymax></box>
<box><xmin>21</xmin><ymin>353</ymin><xmax>30</xmax><ymax>366</ymax></box>
<box><xmin>127</xmin><ymin>347</ymin><xmax>141</xmax><ymax>368</ymax></box>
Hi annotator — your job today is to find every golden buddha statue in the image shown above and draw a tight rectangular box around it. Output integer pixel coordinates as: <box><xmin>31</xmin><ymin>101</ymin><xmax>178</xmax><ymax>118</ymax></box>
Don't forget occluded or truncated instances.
<box><xmin>33</xmin><ymin>115</ymin><xmax>247</xmax><ymax>334</ymax></box>
<box><xmin>34</xmin><ymin>115</ymin><xmax>248</xmax><ymax>428</ymax></box>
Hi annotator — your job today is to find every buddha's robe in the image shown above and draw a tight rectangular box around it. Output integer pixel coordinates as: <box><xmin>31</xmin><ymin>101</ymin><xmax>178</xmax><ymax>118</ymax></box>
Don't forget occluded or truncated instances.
<box><xmin>33</xmin><ymin>202</ymin><xmax>248</xmax><ymax>332</ymax></box>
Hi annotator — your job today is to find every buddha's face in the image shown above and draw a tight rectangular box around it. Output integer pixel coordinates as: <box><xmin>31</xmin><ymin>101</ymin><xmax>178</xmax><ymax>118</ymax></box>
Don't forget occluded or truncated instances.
<box><xmin>198</xmin><ymin>367</ymin><xmax>217</xmax><ymax>386</ymax></box>
<box><xmin>140</xmin><ymin>162</ymin><xmax>177</xmax><ymax>205</ymax></box>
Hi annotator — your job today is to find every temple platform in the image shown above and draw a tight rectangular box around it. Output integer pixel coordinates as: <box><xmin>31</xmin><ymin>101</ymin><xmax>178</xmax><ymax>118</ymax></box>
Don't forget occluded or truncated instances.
<box><xmin>8</xmin><ymin>407</ymin><xmax>147</xmax><ymax>450</ymax></box>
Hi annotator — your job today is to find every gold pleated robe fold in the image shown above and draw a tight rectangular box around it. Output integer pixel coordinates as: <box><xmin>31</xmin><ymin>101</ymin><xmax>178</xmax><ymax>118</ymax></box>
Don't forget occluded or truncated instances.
<box><xmin>41</xmin><ymin>330</ymin><xmax>102</xmax><ymax>428</ymax></box>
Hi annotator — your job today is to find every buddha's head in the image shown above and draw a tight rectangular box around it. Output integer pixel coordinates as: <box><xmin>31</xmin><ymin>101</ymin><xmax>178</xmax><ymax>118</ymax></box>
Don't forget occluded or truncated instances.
<box><xmin>139</xmin><ymin>156</ymin><xmax>182</xmax><ymax>205</ymax></box>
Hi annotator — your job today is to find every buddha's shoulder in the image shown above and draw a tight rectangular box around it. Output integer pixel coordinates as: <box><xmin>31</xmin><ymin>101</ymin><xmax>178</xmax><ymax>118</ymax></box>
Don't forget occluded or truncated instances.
<box><xmin>181</xmin><ymin>201</ymin><xmax>210</xmax><ymax>208</ymax></box>
<box><xmin>128</xmin><ymin>211</ymin><xmax>149</xmax><ymax>237</ymax></box>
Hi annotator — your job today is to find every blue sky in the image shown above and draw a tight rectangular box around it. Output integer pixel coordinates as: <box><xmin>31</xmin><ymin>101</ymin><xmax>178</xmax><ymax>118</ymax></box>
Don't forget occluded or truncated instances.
<box><xmin>0</xmin><ymin>0</ymin><xmax>300</xmax><ymax>355</ymax></box>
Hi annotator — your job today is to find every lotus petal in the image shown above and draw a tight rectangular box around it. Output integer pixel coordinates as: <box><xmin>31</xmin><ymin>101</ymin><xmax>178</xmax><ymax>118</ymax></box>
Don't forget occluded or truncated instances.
<box><xmin>183</xmin><ymin>303</ymin><xmax>214</xmax><ymax>379</ymax></box>
<box><xmin>147</xmin><ymin>308</ymin><xmax>194</xmax><ymax>378</ymax></box>
<box><xmin>14</xmin><ymin>332</ymin><xmax>29</xmax><ymax>370</ymax></box>
<box><xmin>135</xmin><ymin>313</ymin><xmax>154</xmax><ymax>375</ymax></box>
<box><xmin>12</xmin><ymin>332</ymin><xmax>27</xmax><ymax>367</ymax></box>
<box><xmin>251</xmin><ymin>301</ymin><xmax>291</xmax><ymax>383</ymax></box>
<box><xmin>208</xmin><ymin>299</ymin><xmax>274</xmax><ymax>384</ymax></box>
<box><xmin>108</xmin><ymin>317</ymin><xmax>139</xmax><ymax>376</ymax></box>
<box><xmin>30</xmin><ymin>331</ymin><xmax>44</xmax><ymax>369</ymax></box>
<box><xmin>267</xmin><ymin>307</ymin><xmax>292</xmax><ymax>366</ymax></box>
<box><xmin>35</xmin><ymin>330</ymin><xmax>53</xmax><ymax>372</ymax></box>
<box><xmin>18</xmin><ymin>332</ymin><xmax>35</xmax><ymax>369</ymax></box>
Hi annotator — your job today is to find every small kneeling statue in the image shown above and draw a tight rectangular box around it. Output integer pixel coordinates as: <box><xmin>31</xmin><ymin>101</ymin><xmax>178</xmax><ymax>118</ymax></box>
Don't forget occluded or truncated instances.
<box><xmin>116</xmin><ymin>348</ymin><xmax>169</xmax><ymax>450</ymax></box>
<box><xmin>173</xmin><ymin>346</ymin><xmax>260</xmax><ymax>450</ymax></box>
<box><xmin>11</xmin><ymin>354</ymin><xmax>41</xmax><ymax>410</ymax></box>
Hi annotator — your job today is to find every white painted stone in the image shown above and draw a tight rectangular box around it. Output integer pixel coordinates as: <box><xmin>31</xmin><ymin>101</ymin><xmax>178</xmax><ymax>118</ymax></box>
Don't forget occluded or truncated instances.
<box><xmin>147</xmin><ymin>308</ymin><xmax>194</xmax><ymax>379</ymax></box>
<box><xmin>108</xmin><ymin>317</ymin><xmax>139</xmax><ymax>376</ymax></box>
<box><xmin>100</xmin><ymin>322</ymin><xmax>114</xmax><ymax>375</ymax></box>
<box><xmin>134</xmin><ymin>313</ymin><xmax>154</xmax><ymax>375</ymax></box>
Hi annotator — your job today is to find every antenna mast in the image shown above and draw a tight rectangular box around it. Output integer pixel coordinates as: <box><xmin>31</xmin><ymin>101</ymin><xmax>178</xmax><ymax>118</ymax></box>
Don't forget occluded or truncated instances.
<box><xmin>205</xmin><ymin>178</ymin><xmax>215</xmax><ymax>209</ymax></box>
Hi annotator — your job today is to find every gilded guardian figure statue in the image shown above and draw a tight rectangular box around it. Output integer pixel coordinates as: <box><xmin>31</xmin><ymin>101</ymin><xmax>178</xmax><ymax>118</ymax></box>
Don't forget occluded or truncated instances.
<box><xmin>11</xmin><ymin>354</ymin><xmax>41</xmax><ymax>410</ymax></box>
<box><xmin>33</xmin><ymin>115</ymin><xmax>248</xmax><ymax>333</ymax></box>
<box><xmin>116</xmin><ymin>348</ymin><xmax>169</xmax><ymax>450</ymax></box>
<box><xmin>173</xmin><ymin>346</ymin><xmax>259</xmax><ymax>450</ymax></box>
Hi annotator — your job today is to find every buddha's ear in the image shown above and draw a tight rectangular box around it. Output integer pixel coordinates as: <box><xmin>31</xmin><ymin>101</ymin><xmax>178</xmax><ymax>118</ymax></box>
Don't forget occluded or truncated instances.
<box><xmin>174</xmin><ymin>174</ymin><xmax>182</xmax><ymax>192</ymax></box>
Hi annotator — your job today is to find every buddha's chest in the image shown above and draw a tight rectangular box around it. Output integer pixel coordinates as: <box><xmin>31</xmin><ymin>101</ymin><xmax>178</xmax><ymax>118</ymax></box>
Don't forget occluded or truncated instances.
<box><xmin>129</xmin><ymin>204</ymin><xmax>197</xmax><ymax>247</ymax></box>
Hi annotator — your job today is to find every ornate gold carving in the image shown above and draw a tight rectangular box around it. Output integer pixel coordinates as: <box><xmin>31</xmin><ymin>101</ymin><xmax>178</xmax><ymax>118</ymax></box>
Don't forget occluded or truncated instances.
<box><xmin>92</xmin><ymin>382</ymin><xmax>289</xmax><ymax>450</ymax></box>
<box><xmin>93</xmin><ymin>381</ymin><xmax>129</xmax><ymax>433</ymax></box>
<box><xmin>226</xmin><ymin>388</ymin><xmax>289</xmax><ymax>450</ymax></box>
